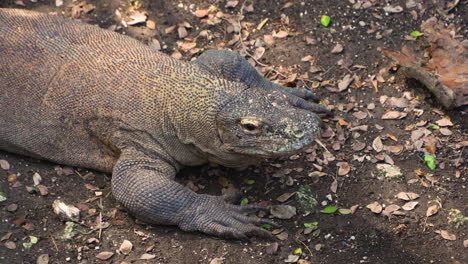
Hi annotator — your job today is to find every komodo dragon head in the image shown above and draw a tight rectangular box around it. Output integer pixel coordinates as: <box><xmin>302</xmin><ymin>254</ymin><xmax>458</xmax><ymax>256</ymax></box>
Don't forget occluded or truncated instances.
<box><xmin>185</xmin><ymin>50</ymin><xmax>329</xmax><ymax>167</ymax></box>
<box><xmin>216</xmin><ymin>86</ymin><xmax>323</xmax><ymax>159</ymax></box>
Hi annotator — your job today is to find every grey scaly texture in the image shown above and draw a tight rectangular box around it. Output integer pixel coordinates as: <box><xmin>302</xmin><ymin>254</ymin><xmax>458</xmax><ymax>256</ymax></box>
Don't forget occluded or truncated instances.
<box><xmin>0</xmin><ymin>9</ymin><xmax>329</xmax><ymax>239</ymax></box>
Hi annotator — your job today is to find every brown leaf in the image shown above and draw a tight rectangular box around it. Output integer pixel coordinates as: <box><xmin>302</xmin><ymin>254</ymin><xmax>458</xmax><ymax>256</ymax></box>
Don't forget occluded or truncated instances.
<box><xmin>367</xmin><ymin>201</ymin><xmax>383</xmax><ymax>214</ymax></box>
<box><xmin>372</xmin><ymin>136</ymin><xmax>384</xmax><ymax>152</ymax></box>
<box><xmin>426</xmin><ymin>204</ymin><xmax>439</xmax><ymax>217</ymax></box>
<box><xmin>96</xmin><ymin>251</ymin><xmax>114</xmax><ymax>260</ymax></box>
<box><xmin>140</xmin><ymin>253</ymin><xmax>156</xmax><ymax>260</ymax></box>
<box><xmin>274</xmin><ymin>30</ymin><xmax>289</xmax><ymax>39</ymax></box>
<box><xmin>382</xmin><ymin>204</ymin><xmax>401</xmax><ymax>217</ymax></box>
<box><xmin>386</xmin><ymin>145</ymin><xmax>403</xmax><ymax>154</ymax></box>
<box><xmin>178</xmin><ymin>26</ymin><xmax>188</xmax><ymax>39</ymax></box>
<box><xmin>353</xmin><ymin>111</ymin><xmax>367</xmax><ymax>120</ymax></box>
<box><xmin>387</xmin><ymin>134</ymin><xmax>398</xmax><ymax>141</ymax></box>
<box><xmin>435</xmin><ymin>118</ymin><xmax>453</xmax><ymax>127</ymax></box>
<box><xmin>179</xmin><ymin>42</ymin><xmax>197</xmax><ymax>51</ymax></box>
<box><xmin>352</xmin><ymin>141</ymin><xmax>366</xmax><ymax>151</ymax></box>
<box><xmin>424</xmin><ymin>141</ymin><xmax>437</xmax><ymax>154</ymax></box>
<box><xmin>194</xmin><ymin>9</ymin><xmax>209</xmax><ymax>18</ymax></box>
<box><xmin>337</xmin><ymin>74</ymin><xmax>353</xmax><ymax>92</ymax></box>
<box><xmin>330</xmin><ymin>179</ymin><xmax>338</xmax><ymax>193</ymax></box>
<box><xmin>0</xmin><ymin>232</ymin><xmax>12</xmax><ymax>241</ymax></box>
<box><xmin>280</xmin><ymin>2</ymin><xmax>293</xmax><ymax>9</ymax></box>
<box><xmin>396</xmin><ymin>192</ymin><xmax>420</xmax><ymax>201</ymax></box>
<box><xmin>85</xmin><ymin>184</ymin><xmax>99</xmax><ymax>191</ymax></box>
<box><xmin>0</xmin><ymin>159</ymin><xmax>10</xmax><ymax>170</ymax></box>
<box><xmin>126</xmin><ymin>11</ymin><xmax>147</xmax><ymax>26</ymax></box>
<box><xmin>165</xmin><ymin>25</ymin><xmax>176</xmax><ymax>34</ymax></box>
<box><xmin>276</xmin><ymin>192</ymin><xmax>295</xmax><ymax>203</ymax></box>
<box><xmin>331</xmin><ymin>43</ymin><xmax>344</xmax><ymax>54</ymax></box>
<box><xmin>263</xmin><ymin>35</ymin><xmax>275</xmax><ymax>45</ymax></box>
<box><xmin>402</xmin><ymin>201</ymin><xmax>418</xmax><ymax>211</ymax></box>
<box><xmin>146</xmin><ymin>20</ymin><xmax>156</xmax><ymax>30</ymax></box>
<box><xmin>226</xmin><ymin>1</ymin><xmax>239</xmax><ymax>8</ymax></box>
<box><xmin>439</xmin><ymin>128</ymin><xmax>452</xmax><ymax>136</ymax></box>
<box><xmin>337</xmin><ymin>162</ymin><xmax>350</xmax><ymax>176</ymax></box>
<box><xmin>4</xmin><ymin>241</ymin><xmax>16</xmax><ymax>249</ymax></box>
<box><xmin>435</xmin><ymin>230</ymin><xmax>456</xmax><ymax>241</ymax></box>
<box><xmin>119</xmin><ymin>240</ymin><xmax>133</xmax><ymax>255</ymax></box>
<box><xmin>14</xmin><ymin>0</ymin><xmax>25</xmax><ymax>7</ymax></box>
<box><xmin>37</xmin><ymin>185</ymin><xmax>48</xmax><ymax>196</ymax></box>
<box><xmin>381</xmin><ymin>111</ymin><xmax>407</xmax><ymax>120</ymax></box>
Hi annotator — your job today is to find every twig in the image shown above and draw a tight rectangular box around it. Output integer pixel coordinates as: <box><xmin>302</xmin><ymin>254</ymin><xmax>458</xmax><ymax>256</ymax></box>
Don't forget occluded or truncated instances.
<box><xmin>48</xmin><ymin>231</ymin><xmax>59</xmax><ymax>251</ymax></box>
<box><xmin>295</xmin><ymin>238</ymin><xmax>314</xmax><ymax>257</ymax></box>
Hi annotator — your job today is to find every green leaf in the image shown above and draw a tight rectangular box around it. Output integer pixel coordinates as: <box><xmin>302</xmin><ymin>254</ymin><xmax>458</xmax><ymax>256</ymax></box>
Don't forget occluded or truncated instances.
<box><xmin>246</xmin><ymin>179</ymin><xmax>255</xmax><ymax>185</ymax></box>
<box><xmin>424</xmin><ymin>155</ymin><xmax>436</xmax><ymax>170</ymax></box>
<box><xmin>320</xmin><ymin>15</ymin><xmax>331</xmax><ymax>27</ymax></box>
<box><xmin>294</xmin><ymin>248</ymin><xmax>303</xmax><ymax>255</ymax></box>
<box><xmin>410</xmin><ymin>30</ymin><xmax>424</xmax><ymax>37</ymax></box>
<box><xmin>29</xmin><ymin>236</ymin><xmax>39</xmax><ymax>244</ymax></box>
<box><xmin>320</xmin><ymin>206</ymin><xmax>338</xmax><ymax>214</ymax></box>
<box><xmin>429</xmin><ymin>124</ymin><xmax>440</xmax><ymax>130</ymax></box>
<box><xmin>240</xmin><ymin>198</ymin><xmax>249</xmax><ymax>206</ymax></box>
<box><xmin>304</xmin><ymin>222</ymin><xmax>319</xmax><ymax>229</ymax></box>
<box><xmin>260</xmin><ymin>224</ymin><xmax>273</xmax><ymax>230</ymax></box>
<box><xmin>339</xmin><ymin>208</ymin><xmax>352</xmax><ymax>215</ymax></box>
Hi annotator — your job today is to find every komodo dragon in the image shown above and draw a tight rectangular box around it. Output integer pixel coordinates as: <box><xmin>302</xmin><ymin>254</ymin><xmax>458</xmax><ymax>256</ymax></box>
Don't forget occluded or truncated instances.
<box><xmin>0</xmin><ymin>9</ymin><xmax>330</xmax><ymax>239</ymax></box>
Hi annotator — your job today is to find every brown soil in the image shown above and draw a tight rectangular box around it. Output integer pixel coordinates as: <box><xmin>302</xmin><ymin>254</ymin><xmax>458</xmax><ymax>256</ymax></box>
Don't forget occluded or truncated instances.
<box><xmin>0</xmin><ymin>1</ymin><xmax>466</xmax><ymax>264</ymax></box>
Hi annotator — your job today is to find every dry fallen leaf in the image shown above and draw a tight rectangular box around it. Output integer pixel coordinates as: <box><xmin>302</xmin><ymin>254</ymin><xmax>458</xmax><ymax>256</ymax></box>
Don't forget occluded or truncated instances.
<box><xmin>179</xmin><ymin>42</ymin><xmax>197</xmax><ymax>51</ymax></box>
<box><xmin>380</xmin><ymin>18</ymin><xmax>468</xmax><ymax>108</ymax></box>
<box><xmin>194</xmin><ymin>9</ymin><xmax>209</xmax><ymax>18</ymax></box>
<box><xmin>0</xmin><ymin>159</ymin><xmax>10</xmax><ymax>170</ymax></box>
<box><xmin>382</xmin><ymin>111</ymin><xmax>407</xmax><ymax>120</ymax></box>
<box><xmin>372</xmin><ymin>136</ymin><xmax>384</xmax><ymax>152</ymax></box>
<box><xmin>367</xmin><ymin>201</ymin><xmax>383</xmax><ymax>214</ymax></box>
<box><xmin>426</xmin><ymin>204</ymin><xmax>439</xmax><ymax>217</ymax></box>
<box><xmin>337</xmin><ymin>74</ymin><xmax>353</xmax><ymax>92</ymax></box>
<box><xmin>96</xmin><ymin>251</ymin><xmax>114</xmax><ymax>261</ymax></box>
<box><xmin>119</xmin><ymin>240</ymin><xmax>133</xmax><ymax>255</ymax></box>
<box><xmin>330</xmin><ymin>179</ymin><xmax>338</xmax><ymax>193</ymax></box>
<box><xmin>276</xmin><ymin>192</ymin><xmax>295</xmax><ymax>203</ymax></box>
<box><xmin>52</xmin><ymin>200</ymin><xmax>80</xmax><ymax>222</ymax></box>
<box><xmin>338</xmin><ymin>162</ymin><xmax>351</xmax><ymax>175</ymax></box>
<box><xmin>435</xmin><ymin>230</ymin><xmax>456</xmax><ymax>241</ymax></box>
<box><xmin>396</xmin><ymin>192</ymin><xmax>420</xmax><ymax>201</ymax></box>
<box><xmin>274</xmin><ymin>30</ymin><xmax>289</xmax><ymax>38</ymax></box>
<box><xmin>125</xmin><ymin>11</ymin><xmax>147</xmax><ymax>26</ymax></box>
<box><xmin>382</xmin><ymin>204</ymin><xmax>401</xmax><ymax>216</ymax></box>
<box><xmin>331</xmin><ymin>43</ymin><xmax>344</xmax><ymax>54</ymax></box>
<box><xmin>435</xmin><ymin>118</ymin><xmax>453</xmax><ymax>127</ymax></box>
<box><xmin>226</xmin><ymin>1</ymin><xmax>239</xmax><ymax>8</ymax></box>
<box><xmin>210</xmin><ymin>257</ymin><xmax>225</xmax><ymax>264</ymax></box>
<box><xmin>402</xmin><ymin>201</ymin><xmax>419</xmax><ymax>211</ymax></box>
<box><xmin>353</xmin><ymin>111</ymin><xmax>367</xmax><ymax>120</ymax></box>
<box><xmin>140</xmin><ymin>253</ymin><xmax>156</xmax><ymax>260</ymax></box>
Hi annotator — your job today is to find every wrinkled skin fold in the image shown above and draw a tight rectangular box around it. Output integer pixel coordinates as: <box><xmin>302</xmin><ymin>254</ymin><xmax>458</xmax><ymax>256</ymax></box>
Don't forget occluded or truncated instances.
<box><xmin>0</xmin><ymin>9</ymin><xmax>330</xmax><ymax>239</ymax></box>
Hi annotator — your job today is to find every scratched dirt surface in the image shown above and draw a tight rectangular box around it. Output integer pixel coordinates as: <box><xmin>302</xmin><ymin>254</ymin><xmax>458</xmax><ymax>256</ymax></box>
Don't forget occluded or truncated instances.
<box><xmin>0</xmin><ymin>0</ymin><xmax>467</xmax><ymax>263</ymax></box>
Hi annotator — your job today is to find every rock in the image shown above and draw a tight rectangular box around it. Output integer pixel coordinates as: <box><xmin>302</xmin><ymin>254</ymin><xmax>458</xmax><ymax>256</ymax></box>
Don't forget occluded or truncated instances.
<box><xmin>270</xmin><ymin>205</ymin><xmax>296</xmax><ymax>219</ymax></box>
<box><xmin>375</xmin><ymin>164</ymin><xmax>402</xmax><ymax>180</ymax></box>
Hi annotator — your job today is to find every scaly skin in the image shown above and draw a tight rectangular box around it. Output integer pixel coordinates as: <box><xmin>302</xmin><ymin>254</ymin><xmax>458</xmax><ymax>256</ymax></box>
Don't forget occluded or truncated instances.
<box><xmin>0</xmin><ymin>9</ymin><xmax>330</xmax><ymax>239</ymax></box>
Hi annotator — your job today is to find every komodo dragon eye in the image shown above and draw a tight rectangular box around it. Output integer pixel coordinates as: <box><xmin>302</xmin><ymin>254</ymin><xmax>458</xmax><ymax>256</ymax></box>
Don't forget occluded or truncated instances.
<box><xmin>239</xmin><ymin>118</ymin><xmax>263</xmax><ymax>134</ymax></box>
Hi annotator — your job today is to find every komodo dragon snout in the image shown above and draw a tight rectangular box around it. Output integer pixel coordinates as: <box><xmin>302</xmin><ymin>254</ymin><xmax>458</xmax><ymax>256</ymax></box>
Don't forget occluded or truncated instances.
<box><xmin>0</xmin><ymin>9</ymin><xmax>331</xmax><ymax>240</ymax></box>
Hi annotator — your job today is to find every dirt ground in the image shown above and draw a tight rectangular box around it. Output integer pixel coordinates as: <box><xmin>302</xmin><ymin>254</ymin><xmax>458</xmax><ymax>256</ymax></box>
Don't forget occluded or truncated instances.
<box><xmin>0</xmin><ymin>0</ymin><xmax>467</xmax><ymax>263</ymax></box>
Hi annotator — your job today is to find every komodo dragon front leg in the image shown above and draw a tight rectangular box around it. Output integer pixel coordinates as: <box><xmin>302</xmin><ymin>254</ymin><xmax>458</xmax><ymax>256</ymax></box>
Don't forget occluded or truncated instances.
<box><xmin>192</xmin><ymin>50</ymin><xmax>331</xmax><ymax>116</ymax></box>
<box><xmin>112</xmin><ymin>148</ymin><xmax>276</xmax><ymax>239</ymax></box>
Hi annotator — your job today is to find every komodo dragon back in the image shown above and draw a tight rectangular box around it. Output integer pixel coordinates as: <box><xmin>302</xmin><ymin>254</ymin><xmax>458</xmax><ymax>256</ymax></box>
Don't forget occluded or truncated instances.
<box><xmin>0</xmin><ymin>8</ymin><xmax>330</xmax><ymax>239</ymax></box>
